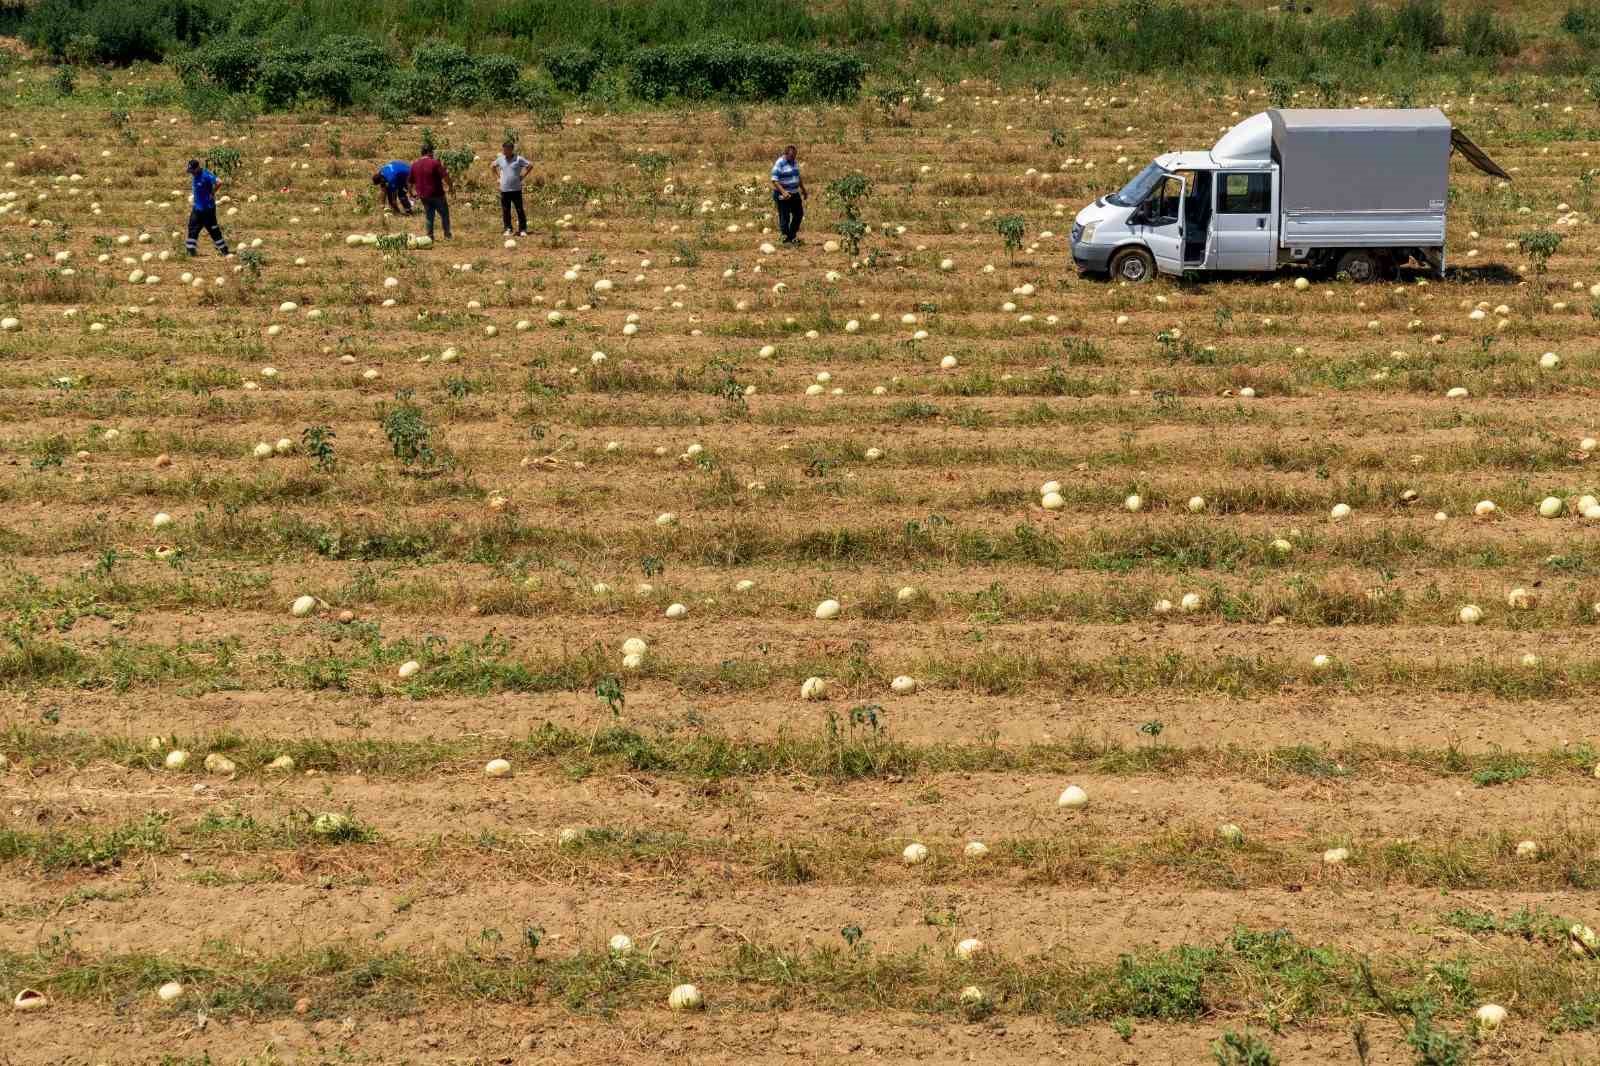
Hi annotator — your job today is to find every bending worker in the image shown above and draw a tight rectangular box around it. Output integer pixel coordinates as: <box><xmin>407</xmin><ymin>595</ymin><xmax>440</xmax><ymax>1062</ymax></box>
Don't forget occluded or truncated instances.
<box><xmin>372</xmin><ymin>159</ymin><xmax>413</xmax><ymax>216</ymax></box>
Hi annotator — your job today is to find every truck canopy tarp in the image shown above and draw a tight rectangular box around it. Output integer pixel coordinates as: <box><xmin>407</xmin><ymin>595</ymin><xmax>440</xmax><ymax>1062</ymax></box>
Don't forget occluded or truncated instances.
<box><xmin>1268</xmin><ymin>108</ymin><xmax>1450</xmax><ymax>215</ymax></box>
<box><xmin>1450</xmin><ymin>128</ymin><xmax>1511</xmax><ymax>181</ymax></box>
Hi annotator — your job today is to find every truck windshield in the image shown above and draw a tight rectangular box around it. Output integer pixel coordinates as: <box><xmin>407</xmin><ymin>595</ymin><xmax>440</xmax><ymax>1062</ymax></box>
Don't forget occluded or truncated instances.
<box><xmin>1107</xmin><ymin>162</ymin><xmax>1168</xmax><ymax>207</ymax></box>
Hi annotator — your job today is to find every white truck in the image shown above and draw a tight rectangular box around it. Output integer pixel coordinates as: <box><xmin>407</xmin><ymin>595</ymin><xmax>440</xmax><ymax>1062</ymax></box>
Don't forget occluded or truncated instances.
<box><xmin>1070</xmin><ymin>108</ymin><xmax>1509</xmax><ymax>283</ymax></box>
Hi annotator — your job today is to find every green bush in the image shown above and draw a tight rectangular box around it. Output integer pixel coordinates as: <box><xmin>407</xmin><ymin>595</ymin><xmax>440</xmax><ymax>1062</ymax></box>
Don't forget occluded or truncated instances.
<box><xmin>184</xmin><ymin>33</ymin><xmax>390</xmax><ymax>109</ymax></box>
<box><xmin>381</xmin><ymin>69</ymin><xmax>440</xmax><ymax>117</ymax></box>
<box><xmin>412</xmin><ymin>39</ymin><xmax>480</xmax><ymax>88</ymax></box>
<box><xmin>256</xmin><ymin>48</ymin><xmax>313</xmax><ymax>109</ymax></box>
<box><xmin>545</xmin><ymin>46</ymin><xmax>601</xmax><ymax>94</ymax></box>
<box><xmin>518</xmin><ymin>79</ymin><xmax>566</xmax><ymax>129</ymax></box>
<box><xmin>87</xmin><ymin>2</ymin><xmax>169</xmax><ymax>63</ymax></box>
<box><xmin>410</xmin><ymin>39</ymin><xmax>523</xmax><ymax>106</ymax></box>
<box><xmin>1392</xmin><ymin>0</ymin><xmax>1449</xmax><ymax>51</ymax></box>
<box><xmin>181</xmin><ymin>37</ymin><xmax>261</xmax><ymax>92</ymax></box>
<box><xmin>1460</xmin><ymin>6</ymin><xmax>1519</xmax><ymax>57</ymax></box>
<box><xmin>1563</xmin><ymin>3</ymin><xmax>1600</xmax><ymax>48</ymax></box>
<box><xmin>476</xmin><ymin>53</ymin><xmax>522</xmax><ymax>92</ymax></box>
<box><xmin>628</xmin><ymin>39</ymin><xmax>863</xmax><ymax>102</ymax></box>
<box><xmin>316</xmin><ymin>34</ymin><xmax>393</xmax><ymax>74</ymax></box>
<box><xmin>793</xmin><ymin>51</ymin><xmax>867</xmax><ymax>102</ymax></box>
<box><xmin>25</xmin><ymin>0</ymin><xmax>95</xmax><ymax>60</ymax></box>
<box><xmin>24</xmin><ymin>0</ymin><xmax>215</xmax><ymax>65</ymax></box>
<box><xmin>304</xmin><ymin>58</ymin><xmax>355</xmax><ymax>108</ymax></box>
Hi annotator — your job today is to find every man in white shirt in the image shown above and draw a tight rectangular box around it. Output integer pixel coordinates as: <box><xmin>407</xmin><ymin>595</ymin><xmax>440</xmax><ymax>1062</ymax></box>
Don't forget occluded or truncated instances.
<box><xmin>491</xmin><ymin>141</ymin><xmax>532</xmax><ymax>237</ymax></box>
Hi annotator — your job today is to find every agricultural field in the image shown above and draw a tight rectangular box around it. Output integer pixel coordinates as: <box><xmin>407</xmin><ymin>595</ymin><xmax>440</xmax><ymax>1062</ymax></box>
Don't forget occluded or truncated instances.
<box><xmin>6</xmin><ymin>41</ymin><xmax>1600</xmax><ymax>1066</ymax></box>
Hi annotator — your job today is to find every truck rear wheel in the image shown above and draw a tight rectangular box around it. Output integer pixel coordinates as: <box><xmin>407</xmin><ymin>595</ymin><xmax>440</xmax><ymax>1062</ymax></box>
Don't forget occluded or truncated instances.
<box><xmin>1110</xmin><ymin>246</ymin><xmax>1155</xmax><ymax>284</ymax></box>
<box><xmin>1335</xmin><ymin>249</ymin><xmax>1390</xmax><ymax>282</ymax></box>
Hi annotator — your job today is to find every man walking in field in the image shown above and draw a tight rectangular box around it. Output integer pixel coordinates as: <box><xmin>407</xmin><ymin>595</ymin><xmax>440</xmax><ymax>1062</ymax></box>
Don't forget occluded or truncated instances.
<box><xmin>409</xmin><ymin>144</ymin><xmax>452</xmax><ymax>240</ymax></box>
<box><xmin>184</xmin><ymin>158</ymin><xmax>230</xmax><ymax>257</ymax></box>
<box><xmin>372</xmin><ymin>159</ymin><xmax>414</xmax><ymax>216</ymax></box>
<box><xmin>491</xmin><ymin>140</ymin><xmax>531</xmax><ymax>237</ymax></box>
<box><xmin>771</xmin><ymin>144</ymin><xmax>807</xmax><ymax>244</ymax></box>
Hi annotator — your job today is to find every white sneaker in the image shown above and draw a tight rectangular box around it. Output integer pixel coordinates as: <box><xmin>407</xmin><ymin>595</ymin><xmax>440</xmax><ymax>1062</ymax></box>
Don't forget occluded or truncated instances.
<box><xmin>502</xmin><ymin>229</ymin><xmax>512</xmax><ymax>237</ymax></box>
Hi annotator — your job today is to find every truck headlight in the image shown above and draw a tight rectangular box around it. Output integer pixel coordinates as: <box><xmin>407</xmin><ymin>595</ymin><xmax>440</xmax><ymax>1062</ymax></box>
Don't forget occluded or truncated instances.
<box><xmin>1079</xmin><ymin>223</ymin><xmax>1097</xmax><ymax>244</ymax></box>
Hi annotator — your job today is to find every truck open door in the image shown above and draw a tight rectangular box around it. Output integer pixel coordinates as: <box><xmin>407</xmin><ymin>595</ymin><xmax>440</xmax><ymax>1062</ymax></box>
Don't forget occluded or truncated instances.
<box><xmin>1451</xmin><ymin>128</ymin><xmax>1511</xmax><ymax>181</ymax></box>
<box><xmin>1139</xmin><ymin>174</ymin><xmax>1186</xmax><ymax>276</ymax></box>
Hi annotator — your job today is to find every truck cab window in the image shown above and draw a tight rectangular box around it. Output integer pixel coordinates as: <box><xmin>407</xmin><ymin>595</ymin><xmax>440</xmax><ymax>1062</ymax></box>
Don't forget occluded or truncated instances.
<box><xmin>1220</xmin><ymin>172</ymin><xmax>1270</xmax><ymax>213</ymax></box>
<box><xmin>1149</xmin><ymin>176</ymin><xmax>1184</xmax><ymax>224</ymax></box>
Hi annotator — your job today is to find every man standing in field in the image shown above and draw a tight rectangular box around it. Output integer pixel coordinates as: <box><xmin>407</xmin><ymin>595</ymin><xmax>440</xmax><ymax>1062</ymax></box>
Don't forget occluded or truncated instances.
<box><xmin>491</xmin><ymin>140</ymin><xmax>531</xmax><ymax>237</ymax></box>
<box><xmin>409</xmin><ymin>145</ymin><xmax>452</xmax><ymax>240</ymax></box>
<box><xmin>771</xmin><ymin>144</ymin><xmax>807</xmax><ymax>244</ymax></box>
<box><xmin>372</xmin><ymin>159</ymin><xmax>414</xmax><ymax>216</ymax></box>
<box><xmin>184</xmin><ymin>158</ymin><xmax>230</xmax><ymax>257</ymax></box>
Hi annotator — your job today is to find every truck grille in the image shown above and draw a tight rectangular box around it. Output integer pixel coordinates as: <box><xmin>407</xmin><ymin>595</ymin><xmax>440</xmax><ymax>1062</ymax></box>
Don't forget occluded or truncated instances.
<box><xmin>1070</xmin><ymin>223</ymin><xmax>1083</xmax><ymax>243</ymax></box>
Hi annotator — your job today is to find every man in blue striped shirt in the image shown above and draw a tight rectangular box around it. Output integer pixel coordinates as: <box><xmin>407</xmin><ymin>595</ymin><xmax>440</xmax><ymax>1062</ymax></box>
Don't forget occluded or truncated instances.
<box><xmin>770</xmin><ymin>144</ymin><xmax>807</xmax><ymax>244</ymax></box>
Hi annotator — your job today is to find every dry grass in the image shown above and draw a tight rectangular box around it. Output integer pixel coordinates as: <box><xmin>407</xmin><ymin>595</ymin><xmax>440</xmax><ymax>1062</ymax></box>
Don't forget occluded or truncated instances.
<box><xmin>1</xmin><ymin>56</ymin><xmax>1599</xmax><ymax>1056</ymax></box>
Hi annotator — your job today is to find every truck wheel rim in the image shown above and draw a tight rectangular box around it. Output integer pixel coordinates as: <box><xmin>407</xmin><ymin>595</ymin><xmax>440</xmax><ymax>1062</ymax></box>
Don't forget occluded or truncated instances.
<box><xmin>1120</xmin><ymin>257</ymin><xmax>1146</xmax><ymax>281</ymax></box>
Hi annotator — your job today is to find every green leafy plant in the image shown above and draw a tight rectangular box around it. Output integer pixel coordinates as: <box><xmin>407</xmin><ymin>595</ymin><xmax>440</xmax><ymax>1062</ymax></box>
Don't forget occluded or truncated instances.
<box><xmin>237</xmin><ymin>248</ymin><xmax>264</xmax><ymax>281</ymax></box>
<box><xmin>992</xmin><ymin>214</ymin><xmax>1026</xmax><ymax>260</ymax></box>
<box><xmin>1404</xmin><ymin>1002</ymin><xmax>1471</xmax><ymax>1066</ymax></box>
<box><xmin>378</xmin><ymin>390</ymin><xmax>438</xmax><ymax>468</ymax></box>
<box><xmin>526</xmin><ymin>86</ymin><xmax>564</xmax><ymax>131</ymax></box>
<box><xmin>871</xmin><ymin>82</ymin><xmax>914</xmax><ymax>125</ymax></box>
<box><xmin>1212</xmin><ymin>1029</ymin><xmax>1277</xmax><ymax>1066</ymax></box>
<box><xmin>672</xmin><ymin>238</ymin><xmax>701</xmax><ymax>268</ymax></box>
<box><xmin>1358</xmin><ymin>961</ymin><xmax>1472</xmax><ymax>1066</ymax></box>
<box><xmin>595</xmin><ymin>675</ymin><xmax>625</xmax><ymax>716</ymax></box>
<box><xmin>205</xmin><ymin>146</ymin><xmax>243</xmax><ymax>180</ymax></box>
<box><xmin>30</xmin><ymin>434</ymin><xmax>70</xmax><ymax>471</ymax></box>
<box><xmin>1517</xmin><ymin>229</ymin><xmax>1563</xmax><ymax>274</ymax></box>
<box><xmin>827</xmin><ymin>173</ymin><xmax>872</xmax><ymax>256</ymax></box>
<box><xmin>634</xmin><ymin>151</ymin><xmax>671</xmax><ymax>184</ymax></box>
<box><xmin>302</xmin><ymin>425</ymin><xmax>336</xmax><ymax>472</ymax></box>
<box><xmin>439</xmin><ymin>145</ymin><xmax>476</xmax><ymax>184</ymax></box>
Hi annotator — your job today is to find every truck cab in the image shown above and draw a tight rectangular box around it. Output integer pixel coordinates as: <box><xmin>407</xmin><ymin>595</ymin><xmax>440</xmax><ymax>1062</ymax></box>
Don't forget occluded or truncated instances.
<box><xmin>1073</xmin><ymin>113</ymin><xmax>1284</xmax><ymax>282</ymax></box>
<box><xmin>1072</xmin><ymin>109</ymin><xmax>1507</xmax><ymax>282</ymax></box>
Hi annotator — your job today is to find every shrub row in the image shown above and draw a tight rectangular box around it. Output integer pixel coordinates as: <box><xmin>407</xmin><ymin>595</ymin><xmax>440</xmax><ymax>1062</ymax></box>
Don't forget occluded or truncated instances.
<box><xmin>155</xmin><ymin>30</ymin><xmax>865</xmax><ymax>113</ymax></box>
<box><xmin>23</xmin><ymin>0</ymin><xmax>216</xmax><ymax>66</ymax></box>
<box><xmin>626</xmin><ymin>40</ymin><xmax>865</xmax><ymax>103</ymax></box>
<box><xmin>27</xmin><ymin>0</ymin><xmax>1546</xmax><ymax>113</ymax></box>
<box><xmin>177</xmin><ymin>37</ymin><xmax>541</xmax><ymax>114</ymax></box>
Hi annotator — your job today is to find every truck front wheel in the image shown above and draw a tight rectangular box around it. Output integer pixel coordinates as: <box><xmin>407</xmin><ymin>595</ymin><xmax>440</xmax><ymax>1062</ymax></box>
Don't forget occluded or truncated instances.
<box><xmin>1335</xmin><ymin>249</ymin><xmax>1390</xmax><ymax>282</ymax></box>
<box><xmin>1110</xmin><ymin>247</ymin><xmax>1156</xmax><ymax>284</ymax></box>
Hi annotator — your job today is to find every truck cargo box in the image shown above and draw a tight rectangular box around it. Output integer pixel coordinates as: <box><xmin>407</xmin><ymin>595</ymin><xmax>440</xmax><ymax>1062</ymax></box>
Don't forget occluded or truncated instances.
<box><xmin>1268</xmin><ymin>108</ymin><xmax>1450</xmax><ymax>247</ymax></box>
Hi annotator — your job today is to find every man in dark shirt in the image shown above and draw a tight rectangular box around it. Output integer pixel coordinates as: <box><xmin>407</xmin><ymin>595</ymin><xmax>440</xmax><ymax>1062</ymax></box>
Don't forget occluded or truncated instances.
<box><xmin>185</xmin><ymin>158</ymin><xmax>230</xmax><ymax>257</ymax></box>
<box><xmin>409</xmin><ymin>146</ymin><xmax>452</xmax><ymax>240</ymax></box>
